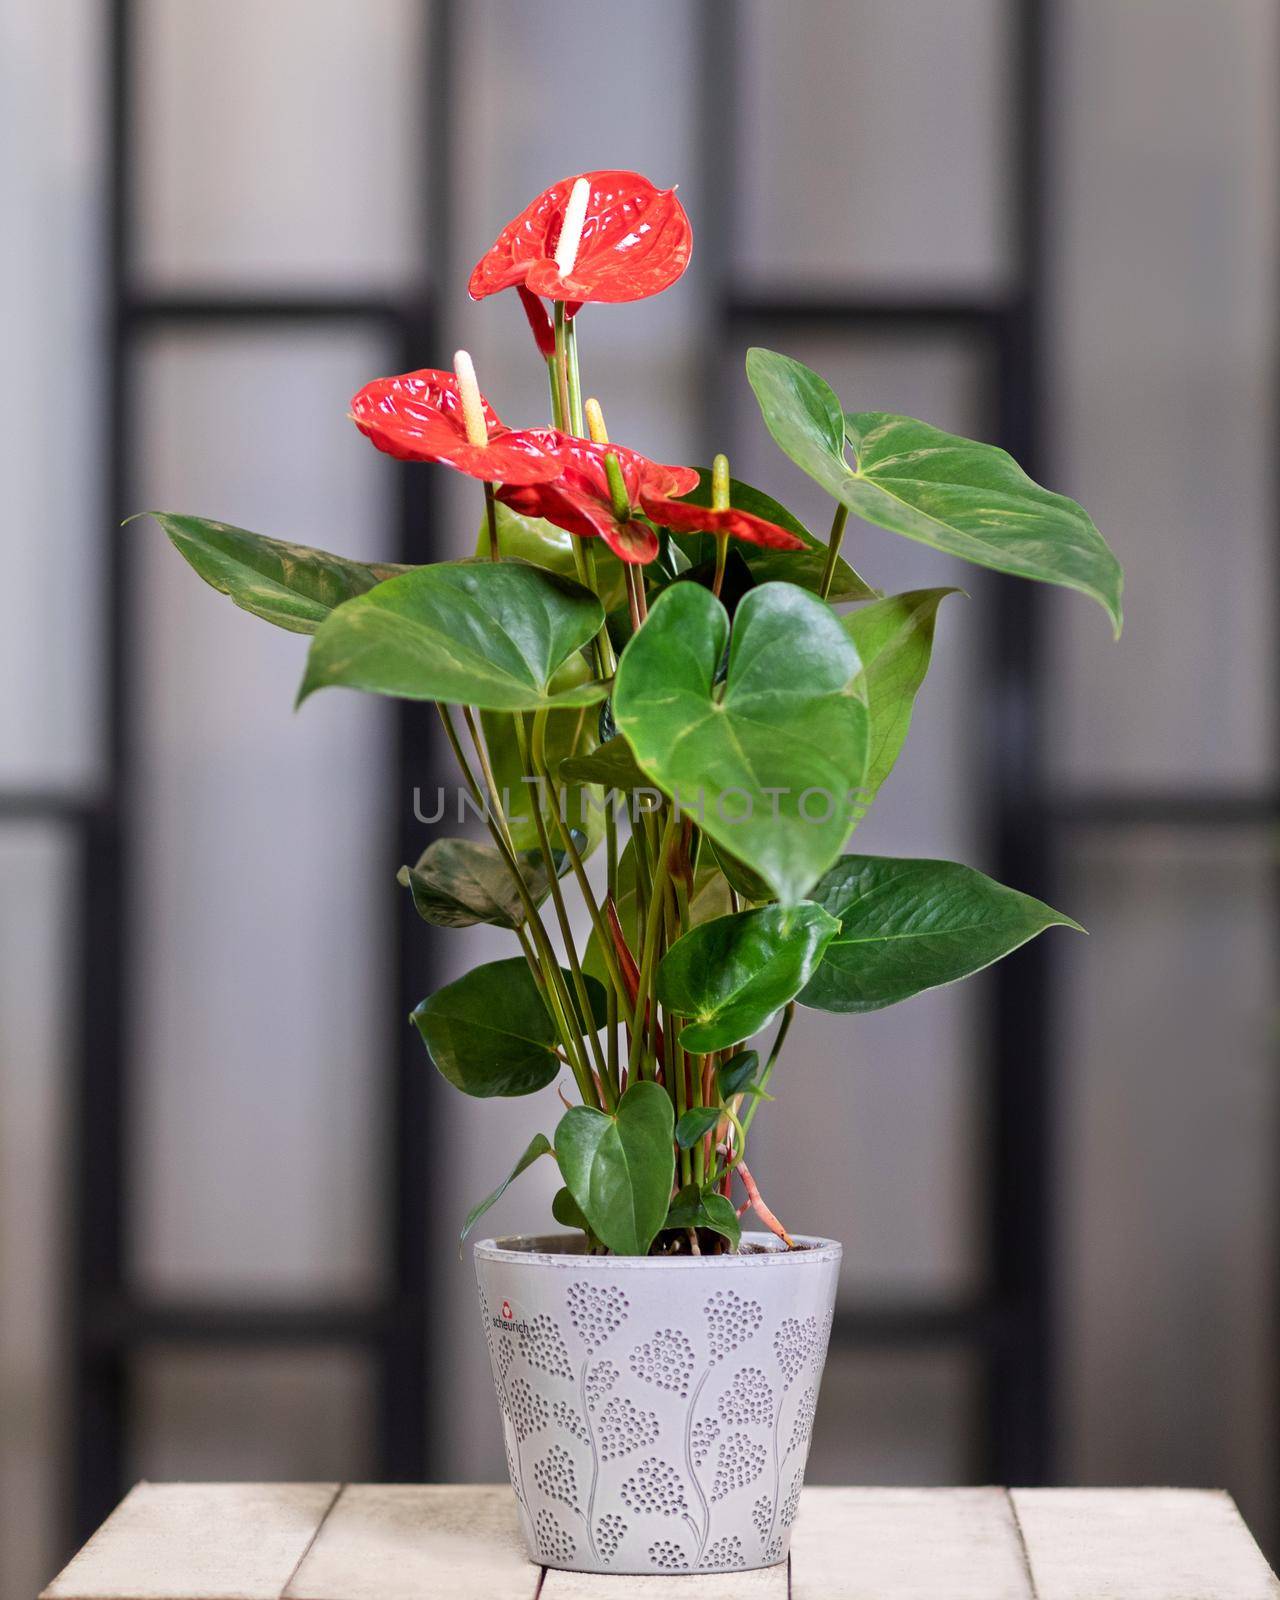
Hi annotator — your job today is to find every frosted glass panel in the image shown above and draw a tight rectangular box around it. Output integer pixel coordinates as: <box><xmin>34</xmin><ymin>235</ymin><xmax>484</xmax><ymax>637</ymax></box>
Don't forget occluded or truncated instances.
<box><xmin>131</xmin><ymin>329</ymin><xmax>394</xmax><ymax>1298</ymax></box>
<box><xmin>739</xmin><ymin>0</ymin><xmax>1011</xmax><ymax>291</ymax></box>
<box><xmin>1058</xmin><ymin>827</ymin><xmax>1277</xmax><ymax>1545</ymax></box>
<box><xmin>805</xmin><ymin>1348</ymin><xmax>978</xmax><ymax>1484</ymax></box>
<box><xmin>1048</xmin><ymin>0</ymin><xmax>1278</xmax><ymax>789</ymax></box>
<box><xmin>730</xmin><ymin>334</ymin><xmax>994</xmax><ymax>1299</ymax></box>
<box><xmin>132</xmin><ymin>1349</ymin><xmax>375</xmax><ymax>1481</ymax></box>
<box><xmin>0</xmin><ymin>826</ymin><xmax>70</xmax><ymax>1600</ymax></box>
<box><xmin>134</xmin><ymin>0</ymin><xmax>423</xmax><ymax>289</ymax></box>
<box><xmin>0</xmin><ymin>0</ymin><xmax>103</xmax><ymax>788</ymax></box>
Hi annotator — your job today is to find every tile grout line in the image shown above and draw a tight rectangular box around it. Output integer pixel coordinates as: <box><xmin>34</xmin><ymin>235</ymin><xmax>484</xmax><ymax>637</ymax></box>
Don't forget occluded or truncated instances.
<box><xmin>532</xmin><ymin>1562</ymin><xmax>549</xmax><ymax>1599</ymax></box>
<box><xmin>1005</xmin><ymin>1489</ymin><xmax>1042</xmax><ymax>1600</ymax></box>
<box><xmin>277</xmin><ymin>1484</ymin><xmax>345</xmax><ymax>1600</ymax></box>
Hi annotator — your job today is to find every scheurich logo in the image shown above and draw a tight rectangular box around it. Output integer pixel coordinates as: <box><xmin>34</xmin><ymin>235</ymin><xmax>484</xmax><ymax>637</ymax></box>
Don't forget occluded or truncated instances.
<box><xmin>491</xmin><ymin>1299</ymin><xmax>531</xmax><ymax>1335</ymax></box>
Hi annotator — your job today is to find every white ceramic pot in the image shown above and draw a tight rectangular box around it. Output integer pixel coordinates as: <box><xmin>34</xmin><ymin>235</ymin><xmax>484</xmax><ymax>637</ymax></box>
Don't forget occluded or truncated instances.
<box><xmin>474</xmin><ymin>1232</ymin><xmax>840</xmax><ymax>1575</ymax></box>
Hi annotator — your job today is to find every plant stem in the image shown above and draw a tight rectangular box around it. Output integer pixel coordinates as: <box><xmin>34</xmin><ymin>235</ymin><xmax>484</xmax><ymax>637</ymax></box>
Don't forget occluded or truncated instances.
<box><xmin>628</xmin><ymin>806</ymin><xmax>679</xmax><ymax>1084</ymax></box>
<box><xmin>530</xmin><ymin>709</ymin><xmax>635</xmax><ymax>1040</ymax></box>
<box><xmin>564</xmin><ymin>308</ymin><xmax>585</xmax><ymax>436</ymax></box>
<box><xmin>552</xmin><ymin>301</ymin><xmax>574</xmax><ymax>433</ymax></box>
<box><xmin>740</xmin><ymin>1001</ymin><xmax>795</xmax><ymax>1141</ymax></box>
<box><xmin>512</xmin><ymin>712</ymin><xmax>612</xmax><ymax>1103</ymax></box>
<box><xmin>818</xmin><ymin>503</ymin><xmax>849</xmax><ymax>600</ymax></box>
<box><xmin>604</xmin><ymin>799</ymin><xmax>620</xmax><ymax>1088</ymax></box>
<box><xmin>546</xmin><ymin>355</ymin><xmax>565</xmax><ymax>430</ymax></box>
<box><xmin>711</xmin><ymin>533</ymin><xmax>729</xmax><ymax>599</ymax></box>
<box><xmin>483</xmin><ymin>482</ymin><xmax>500</xmax><ymax>561</ymax></box>
<box><xmin>460</xmin><ymin>707</ymin><xmax>599</xmax><ymax>1108</ymax></box>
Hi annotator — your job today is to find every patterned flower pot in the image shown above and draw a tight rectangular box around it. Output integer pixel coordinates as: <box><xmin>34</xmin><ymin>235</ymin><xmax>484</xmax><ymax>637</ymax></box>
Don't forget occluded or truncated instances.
<box><xmin>474</xmin><ymin>1232</ymin><xmax>841</xmax><ymax>1575</ymax></box>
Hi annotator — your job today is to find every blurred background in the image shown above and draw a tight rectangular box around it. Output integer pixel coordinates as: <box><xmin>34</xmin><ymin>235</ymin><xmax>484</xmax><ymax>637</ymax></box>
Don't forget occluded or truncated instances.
<box><xmin>2</xmin><ymin>0</ymin><xmax>1278</xmax><ymax>1594</ymax></box>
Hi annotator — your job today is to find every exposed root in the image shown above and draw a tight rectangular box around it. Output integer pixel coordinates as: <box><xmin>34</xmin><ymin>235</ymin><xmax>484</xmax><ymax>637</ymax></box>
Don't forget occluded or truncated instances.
<box><xmin>735</xmin><ymin>1159</ymin><xmax>796</xmax><ymax>1249</ymax></box>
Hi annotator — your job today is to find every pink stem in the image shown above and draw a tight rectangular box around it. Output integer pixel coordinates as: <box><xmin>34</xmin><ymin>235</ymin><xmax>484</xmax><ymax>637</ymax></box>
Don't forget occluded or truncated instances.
<box><xmin>736</xmin><ymin>1159</ymin><xmax>796</xmax><ymax>1249</ymax></box>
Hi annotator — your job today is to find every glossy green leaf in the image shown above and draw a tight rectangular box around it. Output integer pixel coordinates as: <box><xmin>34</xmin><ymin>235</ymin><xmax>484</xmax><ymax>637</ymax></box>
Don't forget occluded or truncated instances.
<box><xmin>557</xmin><ymin>734</ymin><xmax>650</xmax><ymax>793</ymax></box>
<box><xmin>667</xmin><ymin>471</ymin><xmax>875</xmax><ymax>601</ymax></box>
<box><xmin>800</xmin><ymin>855</ymin><xmax>1084</xmax><ymax>1013</ymax></box>
<box><xmin>145</xmin><ymin>513</ymin><xmax>409</xmax><ymax>635</ymax></box>
<box><xmin>614</xmin><ymin>581</ymin><xmax>869</xmax><ymax>904</ymax></box>
<box><xmin>298</xmin><ymin>560</ymin><xmax>608</xmax><ymax>710</ymax></box>
<box><xmin>481</xmin><ymin>651</ymin><xmax>604</xmax><ymax>856</ymax></box>
<box><xmin>551</xmin><ymin>1186</ymin><xmax>592</xmax><ymax>1236</ymax></box>
<box><xmin>413</xmin><ymin>957</ymin><xmax>605</xmax><ymax>1096</ymax></box>
<box><xmin>709</xmin><ymin>841</ymin><xmax>775</xmax><ymax>905</ymax></box>
<box><xmin>478</xmin><ymin>502</ymin><xmax>628</xmax><ymax>612</ymax></box>
<box><xmin>745</xmin><ymin>348</ymin><xmax>1124</xmax><ymax>635</ymax></box>
<box><xmin>555</xmin><ymin>1081</ymin><xmax>676</xmax><ymax>1256</ymax></box>
<box><xmin>665</xmin><ymin>1184</ymin><xmax>742</xmax><ymax>1250</ymax></box>
<box><xmin>716</xmin><ymin>1050</ymin><xmax>760</xmax><ymax>1099</ymax></box>
<box><xmin>397</xmin><ymin>838</ymin><xmax>556</xmax><ymax>929</ymax></box>
<box><xmin>459</xmin><ymin>1133</ymin><xmax>553</xmax><ymax>1252</ymax></box>
<box><xmin>658</xmin><ymin>902</ymin><xmax>840</xmax><ymax>1053</ymax></box>
<box><xmin>675</xmin><ymin>1106</ymin><xmax>722</xmax><ymax>1149</ymax></box>
<box><xmin>843</xmin><ymin>588</ymin><xmax>959</xmax><ymax>815</ymax></box>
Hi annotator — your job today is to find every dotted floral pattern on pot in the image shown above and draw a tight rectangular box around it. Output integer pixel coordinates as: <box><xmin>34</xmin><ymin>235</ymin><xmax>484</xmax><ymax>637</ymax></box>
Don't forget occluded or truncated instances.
<box><xmin>704</xmin><ymin>1289</ymin><xmax>764</xmax><ymax>1363</ymax></box>
<box><xmin>535</xmin><ymin>1508</ymin><xmax>575</xmax><ymax>1564</ymax></box>
<box><xmin>628</xmin><ymin>1328</ymin><xmax>696</xmax><ymax>1397</ymax></box>
<box><xmin>620</xmin><ymin>1457</ymin><xmax>689</xmax><ymax>1516</ymax></box>
<box><xmin>703</xmin><ymin>1534</ymin><xmax>745</xmax><ymax>1569</ymax></box>
<box><xmin>648</xmin><ymin>1539</ymin><xmax>688</xmax><ymax>1570</ymax></box>
<box><xmin>718</xmin><ymin>1366</ymin><xmax>774</xmax><ymax>1426</ymax></box>
<box><xmin>596</xmin><ymin>1394</ymin><xmax>660</xmax><ymax>1460</ymax></box>
<box><xmin>710</xmin><ymin>1430</ymin><xmax>768</xmax><ymax>1501</ymax></box>
<box><xmin>595</xmin><ymin>1513</ymin><xmax>627</xmax><ymax>1562</ymax></box>
<box><xmin>533</xmin><ymin>1442</ymin><xmax>580</xmax><ymax>1512</ymax></box>
<box><xmin>567</xmin><ymin>1281</ymin><xmax>630</xmax><ymax>1351</ymax></box>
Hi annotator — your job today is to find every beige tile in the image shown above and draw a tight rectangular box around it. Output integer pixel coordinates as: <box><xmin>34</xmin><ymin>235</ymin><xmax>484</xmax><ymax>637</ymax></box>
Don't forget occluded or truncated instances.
<box><xmin>286</xmin><ymin>1484</ymin><xmax>536</xmax><ymax>1600</ymax></box>
<box><xmin>1013</xmin><ymin>1487</ymin><xmax>1280</xmax><ymax>1600</ymax></box>
<box><xmin>42</xmin><ymin>1482</ymin><xmax>338</xmax><ymax>1600</ymax></box>
<box><xmin>789</xmin><ymin>1487</ymin><xmax>1033</xmax><ymax>1600</ymax></box>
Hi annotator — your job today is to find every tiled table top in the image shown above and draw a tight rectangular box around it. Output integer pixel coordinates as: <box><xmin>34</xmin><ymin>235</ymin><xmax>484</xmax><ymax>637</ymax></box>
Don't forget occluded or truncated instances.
<box><xmin>41</xmin><ymin>1482</ymin><xmax>1280</xmax><ymax>1599</ymax></box>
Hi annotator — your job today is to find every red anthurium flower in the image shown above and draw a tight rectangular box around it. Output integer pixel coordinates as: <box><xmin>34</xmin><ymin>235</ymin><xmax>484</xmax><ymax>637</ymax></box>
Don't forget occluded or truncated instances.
<box><xmin>641</xmin><ymin>495</ymin><xmax>808</xmax><ymax>552</ymax></box>
<box><xmin>468</xmin><ymin>171</ymin><xmax>693</xmax><ymax>307</ymax></box>
<box><xmin>497</xmin><ymin>433</ymin><xmax>699</xmax><ymax>565</ymax></box>
<box><xmin>349</xmin><ymin>367</ymin><xmax>561</xmax><ymax>485</ymax></box>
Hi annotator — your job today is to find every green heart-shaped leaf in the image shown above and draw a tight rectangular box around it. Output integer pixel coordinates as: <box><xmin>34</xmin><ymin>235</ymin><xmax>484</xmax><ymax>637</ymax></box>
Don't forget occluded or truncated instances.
<box><xmin>145</xmin><ymin>512</ymin><xmax>409</xmax><ymax>634</ymax></box>
<box><xmin>745</xmin><ymin>348</ymin><xmax>1124</xmax><ymax>635</ymax></box>
<box><xmin>844</xmin><ymin>588</ymin><xmax>959</xmax><ymax>816</ymax></box>
<box><xmin>413</xmin><ymin>957</ymin><xmax>605</xmax><ymax>1096</ymax></box>
<box><xmin>397</xmin><ymin>838</ymin><xmax>558</xmax><ymax>930</ymax></box>
<box><xmin>799</xmin><ymin>855</ymin><xmax>1084</xmax><ymax>1013</ymax></box>
<box><xmin>658</xmin><ymin>902</ymin><xmax>839</xmax><ymax>1053</ymax></box>
<box><xmin>717</xmin><ymin>1050</ymin><xmax>760</xmax><ymax>1099</ymax></box>
<box><xmin>459</xmin><ymin>1133</ymin><xmax>554</xmax><ymax>1252</ymax></box>
<box><xmin>666</xmin><ymin>471</ymin><xmax>875</xmax><ymax>601</ymax></box>
<box><xmin>709</xmin><ymin>840</ymin><xmax>776</xmax><ymax>905</ymax></box>
<box><xmin>555</xmin><ymin>1081</ymin><xmax>676</xmax><ymax>1256</ymax></box>
<box><xmin>551</xmin><ymin>1186</ymin><xmax>592</xmax><ymax>1236</ymax></box>
<box><xmin>298</xmin><ymin>560</ymin><xmax>608</xmax><ymax>710</ymax></box>
<box><xmin>675</xmin><ymin>1106</ymin><xmax>722</xmax><ymax>1149</ymax></box>
<box><xmin>665</xmin><ymin>1184</ymin><xmax>741</xmax><ymax>1250</ymax></box>
<box><xmin>613</xmin><ymin>581</ymin><xmax>869</xmax><ymax>905</ymax></box>
<box><xmin>558</xmin><ymin>734</ymin><xmax>650</xmax><ymax>793</ymax></box>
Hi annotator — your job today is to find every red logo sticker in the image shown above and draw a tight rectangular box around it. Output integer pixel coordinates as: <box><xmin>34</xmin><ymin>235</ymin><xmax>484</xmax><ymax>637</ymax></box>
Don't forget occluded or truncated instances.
<box><xmin>501</xmin><ymin>1300</ymin><xmax>513</xmax><ymax>1320</ymax></box>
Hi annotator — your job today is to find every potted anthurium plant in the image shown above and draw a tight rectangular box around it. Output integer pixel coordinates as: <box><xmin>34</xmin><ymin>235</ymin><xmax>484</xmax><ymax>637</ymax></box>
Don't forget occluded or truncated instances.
<box><xmin>147</xmin><ymin>170</ymin><xmax>1123</xmax><ymax>1576</ymax></box>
